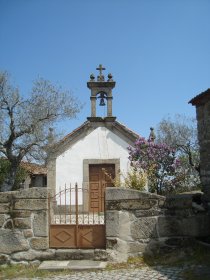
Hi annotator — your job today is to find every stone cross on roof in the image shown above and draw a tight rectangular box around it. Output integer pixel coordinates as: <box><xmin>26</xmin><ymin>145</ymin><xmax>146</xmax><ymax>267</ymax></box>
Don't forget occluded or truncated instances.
<box><xmin>96</xmin><ymin>64</ymin><xmax>105</xmax><ymax>81</ymax></box>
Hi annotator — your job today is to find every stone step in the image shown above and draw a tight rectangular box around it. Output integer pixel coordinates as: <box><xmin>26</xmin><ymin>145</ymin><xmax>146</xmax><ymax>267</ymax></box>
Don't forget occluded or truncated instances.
<box><xmin>38</xmin><ymin>260</ymin><xmax>107</xmax><ymax>271</ymax></box>
<box><xmin>54</xmin><ymin>249</ymin><xmax>108</xmax><ymax>261</ymax></box>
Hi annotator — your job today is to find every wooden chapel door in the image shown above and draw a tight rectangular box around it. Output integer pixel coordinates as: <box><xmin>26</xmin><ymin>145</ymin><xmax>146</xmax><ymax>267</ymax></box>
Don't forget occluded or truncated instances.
<box><xmin>89</xmin><ymin>164</ymin><xmax>115</xmax><ymax>212</ymax></box>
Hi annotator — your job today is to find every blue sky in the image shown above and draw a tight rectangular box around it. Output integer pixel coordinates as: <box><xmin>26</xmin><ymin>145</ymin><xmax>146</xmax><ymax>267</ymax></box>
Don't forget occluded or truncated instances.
<box><xmin>0</xmin><ymin>0</ymin><xmax>210</xmax><ymax>138</ymax></box>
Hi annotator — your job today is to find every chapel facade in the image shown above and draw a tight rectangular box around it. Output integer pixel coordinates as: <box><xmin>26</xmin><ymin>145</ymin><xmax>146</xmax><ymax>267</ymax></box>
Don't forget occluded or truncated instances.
<box><xmin>47</xmin><ymin>65</ymin><xmax>139</xmax><ymax>208</ymax></box>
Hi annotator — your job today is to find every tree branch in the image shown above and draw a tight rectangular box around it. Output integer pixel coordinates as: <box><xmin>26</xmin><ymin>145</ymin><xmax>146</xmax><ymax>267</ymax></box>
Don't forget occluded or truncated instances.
<box><xmin>18</xmin><ymin>142</ymin><xmax>41</xmax><ymax>161</ymax></box>
<box><xmin>0</xmin><ymin>147</ymin><xmax>7</xmax><ymax>156</ymax></box>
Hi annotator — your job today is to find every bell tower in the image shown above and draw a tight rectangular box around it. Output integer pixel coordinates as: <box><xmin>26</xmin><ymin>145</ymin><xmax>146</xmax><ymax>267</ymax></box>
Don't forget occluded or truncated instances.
<box><xmin>87</xmin><ymin>64</ymin><xmax>116</xmax><ymax>121</ymax></box>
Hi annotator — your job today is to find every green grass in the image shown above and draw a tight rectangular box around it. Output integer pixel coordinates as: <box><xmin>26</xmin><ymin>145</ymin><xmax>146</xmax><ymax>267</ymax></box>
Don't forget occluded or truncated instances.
<box><xmin>0</xmin><ymin>264</ymin><xmax>71</xmax><ymax>280</ymax></box>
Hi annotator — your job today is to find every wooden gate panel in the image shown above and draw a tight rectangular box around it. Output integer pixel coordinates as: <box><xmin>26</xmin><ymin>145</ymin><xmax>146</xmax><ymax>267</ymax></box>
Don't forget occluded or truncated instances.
<box><xmin>78</xmin><ymin>225</ymin><xmax>105</xmax><ymax>249</ymax></box>
<box><xmin>49</xmin><ymin>184</ymin><xmax>106</xmax><ymax>249</ymax></box>
<box><xmin>50</xmin><ymin>224</ymin><xmax>76</xmax><ymax>248</ymax></box>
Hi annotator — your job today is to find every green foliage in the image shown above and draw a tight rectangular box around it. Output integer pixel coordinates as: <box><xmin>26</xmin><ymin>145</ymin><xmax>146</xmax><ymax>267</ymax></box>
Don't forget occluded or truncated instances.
<box><xmin>128</xmin><ymin>137</ymin><xmax>180</xmax><ymax>194</ymax></box>
<box><xmin>0</xmin><ymin>159</ymin><xmax>9</xmax><ymax>186</ymax></box>
<box><xmin>13</xmin><ymin>166</ymin><xmax>28</xmax><ymax>191</ymax></box>
<box><xmin>156</xmin><ymin>114</ymin><xmax>200</xmax><ymax>192</ymax></box>
<box><xmin>102</xmin><ymin>167</ymin><xmax>146</xmax><ymax>190</ymax></box>
<box><xmin>171</xmin><ymin>154</ymin><xmax>201</xmax><ymax>193</ymax></box>
<box><xmin>124</xmin><ymin>168</ymin><xmax>146</xmax><ymax>191</ymax></box>
<box><xmin>0</xmin><ymin>159</ymin><xmax>28</xmax><ymax>191</ymax></box>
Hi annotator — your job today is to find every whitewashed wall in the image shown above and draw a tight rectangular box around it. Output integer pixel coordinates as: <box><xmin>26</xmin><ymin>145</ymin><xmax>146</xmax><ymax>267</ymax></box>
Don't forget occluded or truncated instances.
<box><xmin>56</xmin><ymin>127</ymin><xmax>131</xmax><ymax>193</ymax></box>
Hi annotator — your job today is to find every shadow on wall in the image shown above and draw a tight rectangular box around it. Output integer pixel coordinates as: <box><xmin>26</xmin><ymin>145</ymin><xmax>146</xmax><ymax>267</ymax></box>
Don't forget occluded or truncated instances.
<box><xmin>105</xmin><ymin>187</ymin><xmax>210</xmax><ymax>267</ymax></box>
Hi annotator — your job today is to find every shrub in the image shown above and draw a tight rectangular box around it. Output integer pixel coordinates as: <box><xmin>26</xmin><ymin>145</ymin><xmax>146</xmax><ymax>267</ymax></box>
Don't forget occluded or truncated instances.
<box><xmin>0</xmin><ymin>159</ymin><xmax>28</xmax><ymax>191</ymax></box>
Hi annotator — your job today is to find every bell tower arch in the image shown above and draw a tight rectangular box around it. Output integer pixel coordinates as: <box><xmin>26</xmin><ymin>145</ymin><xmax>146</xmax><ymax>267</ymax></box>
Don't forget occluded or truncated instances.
<box><xmin>87</xmin><ymin>64</ymin><xmax>116</xmax><ymax>121</ymax></box>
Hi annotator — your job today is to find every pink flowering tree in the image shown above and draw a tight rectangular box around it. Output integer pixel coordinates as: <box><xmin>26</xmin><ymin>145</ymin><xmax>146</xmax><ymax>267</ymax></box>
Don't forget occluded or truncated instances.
<box><xmin>128</xmin><ymin>137</ymin><xmax>181</xmax><ymax>194</ymax></box>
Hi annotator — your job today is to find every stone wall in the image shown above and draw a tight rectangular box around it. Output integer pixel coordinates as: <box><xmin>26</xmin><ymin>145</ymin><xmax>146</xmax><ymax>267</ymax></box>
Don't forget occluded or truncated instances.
<box><xmin>1</xmin><ymin>187</ymin><xmax>209</xmax><ymax>264</ymax></box>
<box><xmin>105</xmin><ymin>188</ymin><xmax>210</xmax><ymax>262</ymax></box>
<box><xmin>0</xmin><ymin>187</ymin><xmax>108</xmax><ymax>265</ymax></box>
<box><xmin>189</xmin><ymin>89</ymin><xmax>210</xmax><ymax>202</ymax></box>
<box><xmin>195</xmin><ymin>98</ymin><xmax>210</xmax><ymax>202</ymax></box>
<box><xmin>0</xmin><ymin>188</ymin><xmax>53</xmax><ymax>265</ymax></box>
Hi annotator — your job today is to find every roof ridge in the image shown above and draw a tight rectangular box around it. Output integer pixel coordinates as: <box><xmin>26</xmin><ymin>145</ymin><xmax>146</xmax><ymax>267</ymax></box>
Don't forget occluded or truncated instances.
<box><xmin>114</xmin><ymin>120</ymin><xmax>140</xmax><ymax>138</ymax></box>
<box><xmin>48</xmin><ymin>119</ymin><xmax>140</xmax><ymax>156</ymax></box>
<box><xmin>189</xmin><ymin>88</ymin><xmax>210</xmax><ymax>105</ymax></box>
<box><xmin>50</xmin><ymin>120</ymin><xmax>89</xmax><ymax>148</ymax></box>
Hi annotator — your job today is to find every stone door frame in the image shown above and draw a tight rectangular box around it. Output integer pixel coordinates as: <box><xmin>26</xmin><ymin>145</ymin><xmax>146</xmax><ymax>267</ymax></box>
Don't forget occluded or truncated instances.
<box><xmin>83</xmin><ymin>158</ymin><xmax>120</xmax><ymax>188</ymax></box>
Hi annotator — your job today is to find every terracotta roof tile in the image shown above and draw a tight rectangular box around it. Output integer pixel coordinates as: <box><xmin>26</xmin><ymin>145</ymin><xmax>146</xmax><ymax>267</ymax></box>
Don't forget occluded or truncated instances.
<box><xmin>20</xmin><ymin>162</ymin><xmax>47</xmax><ymax>175</ymax></box>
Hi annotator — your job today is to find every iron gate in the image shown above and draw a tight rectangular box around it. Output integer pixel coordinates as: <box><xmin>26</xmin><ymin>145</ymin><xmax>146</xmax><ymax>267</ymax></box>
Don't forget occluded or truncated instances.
<box><xmin>48</xmin><ymin>184</ymin><xmax>106</xmax><ymax>249</ymax></box>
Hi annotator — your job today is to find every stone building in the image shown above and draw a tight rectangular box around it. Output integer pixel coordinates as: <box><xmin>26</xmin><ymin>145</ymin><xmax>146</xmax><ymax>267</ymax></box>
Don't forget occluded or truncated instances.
<box><xmin>21</xmin><ymin>162</ymin><xmax>47</xmax><ymax>189</ymax></box>
<box><xmin>0</xmin><ymin>159</ymin><xmax>47</xmax><ymax>189</ymax></box>
<box><xmin>47</xmin><ymin>65</ymin><xmax>139</xmax><ymax>201</ymax></box>
<box><xmin>189</xmin><ymin>88</ymin><xmax>210</xmax><ymax>203</ymax></box>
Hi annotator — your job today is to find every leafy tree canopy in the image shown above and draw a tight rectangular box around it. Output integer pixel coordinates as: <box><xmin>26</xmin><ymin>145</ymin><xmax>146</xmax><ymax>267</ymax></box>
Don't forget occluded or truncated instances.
<box><xmin>0</xmin><ymin>71</ymin><xmax>82</xmax><ymax>191</ymax></box>
<box><xmin>156</xmin><ymin>114</ymin><xmax>199</xmax><ymax>171</ymax></box>
<box><xmin>128</xmin><ymin>114</ymin><xmax>201</xmax><ymax>195</ymax></box>
<box><xmin>128</xmin><ymin>137</ymin><xmax>180</xmax><ymax>194</ymax></box>
<box><xmin>156</xmin><ymin>114</ymin><xmax>200</xmax><ymax>192</ymax></box>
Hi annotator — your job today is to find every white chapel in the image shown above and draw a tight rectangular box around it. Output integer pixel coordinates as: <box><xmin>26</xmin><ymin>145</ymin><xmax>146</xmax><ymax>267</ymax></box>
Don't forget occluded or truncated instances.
<box><xmin>47</xmin><ymin>65</ymin><xmax>140</xmax><ymax>208</ymax></box>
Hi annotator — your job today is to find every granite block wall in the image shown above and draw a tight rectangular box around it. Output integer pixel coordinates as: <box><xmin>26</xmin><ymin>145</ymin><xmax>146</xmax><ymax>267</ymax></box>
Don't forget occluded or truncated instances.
<box><xmin>105</xmin><ymin>187</ymin><xmax>210</xmax><ymax>262</ymax></box>
<box><xmin>0</xmin><ymin>188</ymin><xmax>53</xmax><ymax>265</ymax></box>
<box><xmin>0</xmin><ymin>187</ymin><xmax>209</xmax><ymax>264</ymax></box>
<box><xmin>195</xmin><ymin>101</ymin><xmax>210</xmax><ymax>202</ymax></box>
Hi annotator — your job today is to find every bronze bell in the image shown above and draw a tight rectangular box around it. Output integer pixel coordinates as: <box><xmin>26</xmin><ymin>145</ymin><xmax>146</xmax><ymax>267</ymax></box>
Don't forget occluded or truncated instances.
<box><xmin>99</xmin><ymin>97</ymin><xmax>106</xmax><ymax>106</ymax></box>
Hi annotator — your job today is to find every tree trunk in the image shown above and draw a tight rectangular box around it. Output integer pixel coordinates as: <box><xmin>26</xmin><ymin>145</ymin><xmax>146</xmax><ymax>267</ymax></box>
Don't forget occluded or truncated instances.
<box><xmin>1</xmin><ymin>164</ymin><xmax>18</xmax><ymax>192</ymax></box>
